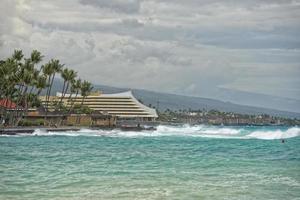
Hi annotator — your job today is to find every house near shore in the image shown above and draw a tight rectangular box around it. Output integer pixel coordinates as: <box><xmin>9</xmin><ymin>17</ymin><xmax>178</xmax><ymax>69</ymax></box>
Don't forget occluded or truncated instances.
<box><xmin>39</xmin><ymin>91</ymin><xmax>158</xmax><ymax>122</ymax></box>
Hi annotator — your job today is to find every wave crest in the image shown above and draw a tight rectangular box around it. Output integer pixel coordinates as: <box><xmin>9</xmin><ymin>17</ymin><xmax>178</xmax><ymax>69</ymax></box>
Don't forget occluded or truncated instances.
<box><xmin>247</xmin><ymin>127</ymin><xmax>300</xmax><ymax>140</ymax></box>
<box><xmin>4</xmin><ymin>125</ymin><xmax>300</xmax><ymax>140</ymax></box>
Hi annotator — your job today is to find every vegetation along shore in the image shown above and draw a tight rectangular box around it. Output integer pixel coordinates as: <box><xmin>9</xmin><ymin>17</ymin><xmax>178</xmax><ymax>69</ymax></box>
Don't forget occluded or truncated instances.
<box><xmin>1</xmin><ymin>49</ymin><xmax>299</xmax><ymax>132</ymax></box>
<box><xmin>0</xmin><ymin>49</ymin><xmax>93</xmax><ymax>128</ymax></box>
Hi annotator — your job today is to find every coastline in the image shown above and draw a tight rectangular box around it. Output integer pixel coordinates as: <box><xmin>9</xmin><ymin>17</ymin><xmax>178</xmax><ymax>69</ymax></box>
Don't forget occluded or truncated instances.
<box><xmin>0</xmin><ymin>127</ymin><xmax>80</xmax><ymax>135</ymax></box>
<box><xmin>0</xmin><ymin>122</ymin><xmax>296</xmax><ymax>135</ymax></box>
<box><xmin>0</xmin><ymin>123</ymin><xmax>156</xmax><ymax>135</ymax></box>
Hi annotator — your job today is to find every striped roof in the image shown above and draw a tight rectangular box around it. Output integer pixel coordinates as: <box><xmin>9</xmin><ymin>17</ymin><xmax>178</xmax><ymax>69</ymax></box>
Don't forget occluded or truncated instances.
<box><xmin>55</xmin><ymin>91</ymin><xmax>158</xmax><ymax>119</ymax></box>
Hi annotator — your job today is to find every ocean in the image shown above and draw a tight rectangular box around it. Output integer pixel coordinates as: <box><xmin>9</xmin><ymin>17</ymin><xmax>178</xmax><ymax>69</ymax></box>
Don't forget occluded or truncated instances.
<box><xmin>0</xmin><ymin>125</ymin><xmax>300</xmax><ymax>200</ymax></box>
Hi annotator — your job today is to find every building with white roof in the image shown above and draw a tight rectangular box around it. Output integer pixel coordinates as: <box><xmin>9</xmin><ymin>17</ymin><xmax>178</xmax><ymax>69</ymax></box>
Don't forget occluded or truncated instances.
<box><xmin>40</xmin><ymin>91</ymin><xmax>158</xmax><ymax>121</ymax></box>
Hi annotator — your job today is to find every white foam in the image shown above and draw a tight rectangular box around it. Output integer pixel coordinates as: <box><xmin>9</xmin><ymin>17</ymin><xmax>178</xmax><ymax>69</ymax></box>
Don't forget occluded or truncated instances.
<box><xmin>104</xmin><ymin>125</ymin><xmax>300</xmax><ymax>140</ymax></box>
<box><xmin>2</xmin><ymin>125</ymin><xmax>300</xmax><ymax>140</ymax></box>
<box><xmin>247</xmin><ymin>127</ymin><xmax>300</xmax><ymax>140</ymax></box>
<box><xmin>200</xmin><ymin>128</ymin><xmax>241</xmax><ymax>135</ymax></box>
<box><xmin>156</xmin><ymin>125</ymin><xmax>241</xmax><ymax>137</ymax></box>
<box><xmin>32</xmin><ymin>129</ymin><xmax>48</xmax><ymax>136</ymax></box>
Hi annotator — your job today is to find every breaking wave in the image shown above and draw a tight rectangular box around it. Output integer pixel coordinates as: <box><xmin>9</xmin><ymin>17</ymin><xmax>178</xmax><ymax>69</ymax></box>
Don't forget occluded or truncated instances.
<box><xmin>19</xmin><ymin>125</ymin><xmax>300</xmax><ymax>140</ymax></box>
<box><xmin>246</xmin><ymin>127</ymin><xmax>300</xmax><ymax>140</ymax></box>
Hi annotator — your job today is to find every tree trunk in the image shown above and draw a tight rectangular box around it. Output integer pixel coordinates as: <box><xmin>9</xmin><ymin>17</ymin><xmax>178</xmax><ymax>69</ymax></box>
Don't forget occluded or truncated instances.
<box><xmin>68</xmin><ymin>90</ymin><xmax>78</xmax><ymax>115</ymax></box>
<box><xmin>45</xmin><ymin>74</ymin><xmax>55</xmax><ymax>126</ymax></box>
<box><xmin>13</xmin><ymin>84</ymin><xmax>24</xmax><ymax>125</ymax></box>
<box><xmin>44</xmin><ymin>75</ymin><xmax>52</xmax><ymax>124</ymax></box>
<box><xmin>59</xmin><ymin>80</ymin><xmax>66</xmax><ymax>107</ymax></box>
<box><xmin>76</xmin><ymin>95</ymin><xmax>85</xmax><ymax>124</ymax></box>
<box><xmin>60</xmin><ymin>81</ymin><xmax>69</xmax><ymax>111</ymax></box>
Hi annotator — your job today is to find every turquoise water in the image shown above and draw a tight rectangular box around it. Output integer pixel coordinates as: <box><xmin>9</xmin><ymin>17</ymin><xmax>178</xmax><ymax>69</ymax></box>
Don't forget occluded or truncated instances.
<box><xmin>0</xmin><ymin>125</ymin><xmax>300</xmax><ymax>200</ymax></box>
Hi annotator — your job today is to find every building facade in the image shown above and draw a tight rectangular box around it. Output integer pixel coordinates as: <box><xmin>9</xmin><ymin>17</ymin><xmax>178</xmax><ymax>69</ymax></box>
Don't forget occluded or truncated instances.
<box><xmin>40</xmin><ymin>91</ymin><xmax>158</xmax><ymax>121</ymax></box>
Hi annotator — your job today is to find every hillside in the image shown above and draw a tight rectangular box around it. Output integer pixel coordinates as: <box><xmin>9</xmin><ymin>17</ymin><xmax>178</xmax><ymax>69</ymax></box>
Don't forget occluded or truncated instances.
<box><xmin>48</xmin><ymin>79</ymin><xmax>300</xmax><ymax>118</ymax></box>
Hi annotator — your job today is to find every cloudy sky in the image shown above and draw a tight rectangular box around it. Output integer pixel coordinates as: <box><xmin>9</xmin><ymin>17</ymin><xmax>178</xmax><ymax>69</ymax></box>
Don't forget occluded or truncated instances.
<box><xmin>1</xmin><ymin>0</ymin><xmax>300</xmax><ymax>102</ymax></box>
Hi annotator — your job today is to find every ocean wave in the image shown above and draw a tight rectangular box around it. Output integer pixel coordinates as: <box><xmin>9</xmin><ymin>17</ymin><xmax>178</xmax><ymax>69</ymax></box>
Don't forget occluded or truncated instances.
<box><xmin>154</xmin><ymin>125</ymin><xmax>300</xmax><ymax>140</ymax></box>
<box><xmin>2</xmin><ymin>125</ymin><xmax>300</xmax><ymax>140</ymax></box>
<box><xmin>246</xmin><ymin>127</ymin><xmax>300</xmax><ymax>140</ymax></box>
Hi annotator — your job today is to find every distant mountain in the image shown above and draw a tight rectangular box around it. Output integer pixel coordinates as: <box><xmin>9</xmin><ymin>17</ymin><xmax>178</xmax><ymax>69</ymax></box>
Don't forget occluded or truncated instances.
<box><xmin>210</xmin><ymin>88</ymin><xmax>300</xmax><ymax>114</ymax></box>
<box><xmin>47</xmin><ymin>78</ymin><xmax>300</xmax><ymax>118</ymax></box>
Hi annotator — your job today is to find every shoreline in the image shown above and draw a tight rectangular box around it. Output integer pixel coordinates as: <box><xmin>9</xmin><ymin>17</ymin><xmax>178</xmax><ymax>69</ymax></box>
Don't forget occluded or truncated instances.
<box><xmin>0</xmin><ymin>123</ymin><xmax>296</xmax><ymax>135</ymax></box>
<box><xmin>0</xmin><ymin>124</ymin><xmax>157</xmax><ymax>135</ymax></box>
<box><xmin>0</xmin><ymin>127</ymin><xmax>81</xmax><ymax>135</ymax></box>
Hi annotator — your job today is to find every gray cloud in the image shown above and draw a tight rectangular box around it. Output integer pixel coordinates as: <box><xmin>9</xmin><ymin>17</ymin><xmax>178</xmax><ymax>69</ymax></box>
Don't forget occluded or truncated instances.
<box><xmin>79</xmin><ymin>0</ymin><xmax>141</xmax><ymax>14</ymax></box>
<box><xmin>1</xmin><ymin>0</ymin><xmax>300</xmax><ymax>103</ymax></box>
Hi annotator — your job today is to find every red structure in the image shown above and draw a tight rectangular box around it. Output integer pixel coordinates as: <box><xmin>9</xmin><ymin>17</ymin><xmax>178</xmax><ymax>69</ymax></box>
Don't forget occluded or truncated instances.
<box><xmin>0</xmin><ymin>99</ymin><xmax>17</xmax><ymax>109</ymax></box>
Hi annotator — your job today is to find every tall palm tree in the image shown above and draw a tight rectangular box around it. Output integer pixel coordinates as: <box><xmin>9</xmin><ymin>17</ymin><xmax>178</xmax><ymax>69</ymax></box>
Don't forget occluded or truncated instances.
<box><xmin>3</xmin><ymin>52</ymin><xmax>23</xmax><ymax>124</ymax></box>
<box><xmin>17</xmin><ymin>74</ymin><xmax>47</xmax><ymax>125</ymax></box>
<box><xmin>12</xmin><ymin>49</ymin><xmax>24</xmax><ymax>63</ymax></box>
<box><xmin>1</xmin><ymin>49</ymin><xmax>101</xmax><ymax>127</ymax></box>
<box><xmin>47</xmin><ymin>59</ymin><xmax>64</xmax><ymax>104</ymax></box>
<box><xmin>28</xmin><ymin>50</ymin><xmax>43</xmax><ymax>95</ymax></box>
<box><xmin>64</xmin><ymin>69</ymin><xmax>77</xmax><ymax>100</ymax></box>
<box><xmin>1</xmin><ymin>51</ymin><xmax>31</xmax><ymax>125</ymax></box>
<box><xmin>35</xmin><ymin>75</ymin><xmax>48</xmax><ymax>96</ymax></box>
<box><xmin>42</xmin><ymin>62</ymin><xmax>53</xmax><ymax>104</ymax></box>
<box><xmin>76</xmin><ymin>81</ymin><xmax>93</xmax><ymax>123</ymax></box>
<box><xmin>68</xmin><ymin>78</ymin><xmax>81</xmax><ymax>114</ymax></box>
<box><xmin>30</xmin><ymin>50</ymin><xmax>43</xmax><ymax>65</ymax></box>
<box><xmin>43</xmin><ymin>59</ymin><xmax>63</xmax><ymax>122</ymax></box>
<box><xmin>13</xmin><ymin>60</ymin><xmax>33</xmax><ymax>124</ymax></box>
<box><xmin>28</xmin><ymin>69</ymin><xmax>40</xmax><ymax>94</ymax></box>
<box><xmin>0</xmin><ymin>60</ymin><xmax>14</xmax><ymax>123</ymax></box>
<box><xmin>59</xmin><ymin>68</ymin><xmax>77</xmax><ymax>107</ymax></box>
<box><xmin>18</xmin><ymin>50</ymin><xmax>43</xmax><ymax>111</ymax></box>
<box><xmin>80</xmin><ymin>81</ymin><xmax>93</xmax><ymax>107</ymax></box>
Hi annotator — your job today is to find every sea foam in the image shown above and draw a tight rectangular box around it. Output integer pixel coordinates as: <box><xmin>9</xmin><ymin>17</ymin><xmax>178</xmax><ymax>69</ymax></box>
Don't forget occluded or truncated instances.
<box><xmin>247</xmin><ymin>127</ymin><xmax>300</xmax><ymax>140</ymax></box>
<box><xmin>7</xmin><ymin>125</ymin><xmax>300</xmax><ymax>140</ymax></box>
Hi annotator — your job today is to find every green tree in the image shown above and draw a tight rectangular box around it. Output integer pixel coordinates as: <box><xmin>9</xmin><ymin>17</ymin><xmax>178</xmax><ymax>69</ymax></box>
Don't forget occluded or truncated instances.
<box><xmin>76</xmin><ymin>81</ymin><xmax>93</xmax><ymax>123</ymax></box>
<box><xmin>68</xmin><ymin>78</ymin><xmax>82</xmax><ymax>114</ymax></box>
<box><xmin>42</xmin><ymin>59</ymin><xmax>63</xmax><ymax>123</ymax></box>
<box><xmin>59</xmin><ymin>68</ymin><xmax>77</xmax><ymax>107</ymax></box>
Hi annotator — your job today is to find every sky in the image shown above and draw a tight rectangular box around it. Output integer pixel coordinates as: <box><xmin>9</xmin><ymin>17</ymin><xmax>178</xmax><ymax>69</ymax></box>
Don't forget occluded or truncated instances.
<box><xmin>1</xmin><ymin>0</ymin><xmax>300</xmax><ymax>101</ymax></box>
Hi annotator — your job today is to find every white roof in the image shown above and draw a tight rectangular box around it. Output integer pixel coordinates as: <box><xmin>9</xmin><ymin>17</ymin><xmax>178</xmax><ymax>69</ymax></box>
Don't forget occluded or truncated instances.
<box><xmin>57</xmin><ymin>91</ymin><xmax>158</xmax><ymax>118</ymax></box>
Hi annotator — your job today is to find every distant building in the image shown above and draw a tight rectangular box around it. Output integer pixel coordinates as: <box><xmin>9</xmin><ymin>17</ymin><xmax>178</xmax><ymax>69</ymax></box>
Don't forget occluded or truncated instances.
<box><xmin>40</xmin><ymin>91</ymin><xmax>158</xmax><ymax>121</ymax></box>
<box><xmin>188</xmin><ymin>112</ymin><xmax>197</xmax><ymax>116</ymax></box>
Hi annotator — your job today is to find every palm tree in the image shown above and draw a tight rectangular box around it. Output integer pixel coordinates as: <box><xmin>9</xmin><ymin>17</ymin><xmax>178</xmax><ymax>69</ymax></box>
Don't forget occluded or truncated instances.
<box><xmin>30</xmin><ymin>50</ymin><xmax>43</xmax><ymax>65</ymax></box>
<box><xmin>0</xmin><ymin>54</ymin><xmax>23</xmax><ymax>124</ymax></box>
<box><xmin>76</xmin><ymin>81</ymin><xmax>93</xmax><ymax>123</ymax></box>
<box><xmin>1</xmin><ymin>49</ymin><xmax>100</xmax><ymax>127</ymax></box>
<box><xmin>42</xmin><ymin>62</ymin><xmax>53</xmax><ymax>104</ymax></box>
<box><xmin>0</xmin><ymin>50</ymin><xmax>41</xmax><ymax>126</ymax></box>
<box><xmin>15</xmin><ymin>50</ymin><xmax>43</xmax><ymax>112</ymax></box>
<box><xmin>43</xmin><ymin>59</ymin><xmax>63</xmax><ymax>123</ymax></box>
<box><xmin>35</xmin><ymin>75</ymin><xmax>48</xmax><ymax>96</ymax></box>
<box><xmin>28</xmin><ymin>69</ymin><xmax>40</xmax><ymax>95</ymax></box>
<box><xmin>12</xmin><ymin>49</ymin><xmax>24</xmax><ymax>63</ymax></box>
<box><xmin>47</xmin><ymin>59</ymin><xmax>64</xmax><ymax>104</ymax></box>
<box><xmin>24</xmin><ymin>71</ymin><xmax>45</xmax><ymax>114</ymax></box>
<box><xmin>68</xmin><ymin>78</ymin><xmax>81</xmax><ymax>114</ymax></box>
<box><xmin>80</xmin><ymin>81</ymin><xmax>93</xmax><ymax>107</ymax></box>
<box><xmin>13</xmin><ymin>58</ymin><xmax>34</xmax><ymax>124</ymax></box>
<box><xmin>64</xmin><ymin>69</ymin><xmax>77</xmax><ymax>99</ymax></box>
<box><xmin>59</xmin><ymin>68</ymin><xmax>77</xmax><ymax>108</ymax></box>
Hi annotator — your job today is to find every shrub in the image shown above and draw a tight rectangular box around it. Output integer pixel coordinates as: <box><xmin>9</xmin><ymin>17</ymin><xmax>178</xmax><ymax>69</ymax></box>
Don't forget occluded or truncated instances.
<box><xmin>18</xmin><ymin>119</ymin><xmax>45</xmax><ymax>126</ymax></box>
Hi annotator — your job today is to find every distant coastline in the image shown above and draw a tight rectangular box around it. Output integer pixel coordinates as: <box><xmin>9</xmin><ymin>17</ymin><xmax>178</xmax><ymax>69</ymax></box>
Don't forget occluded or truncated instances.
<box><xmin>1</xmin><ymin>49</ymin><xmax>299</xmax><ymax>132</ymax></box>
